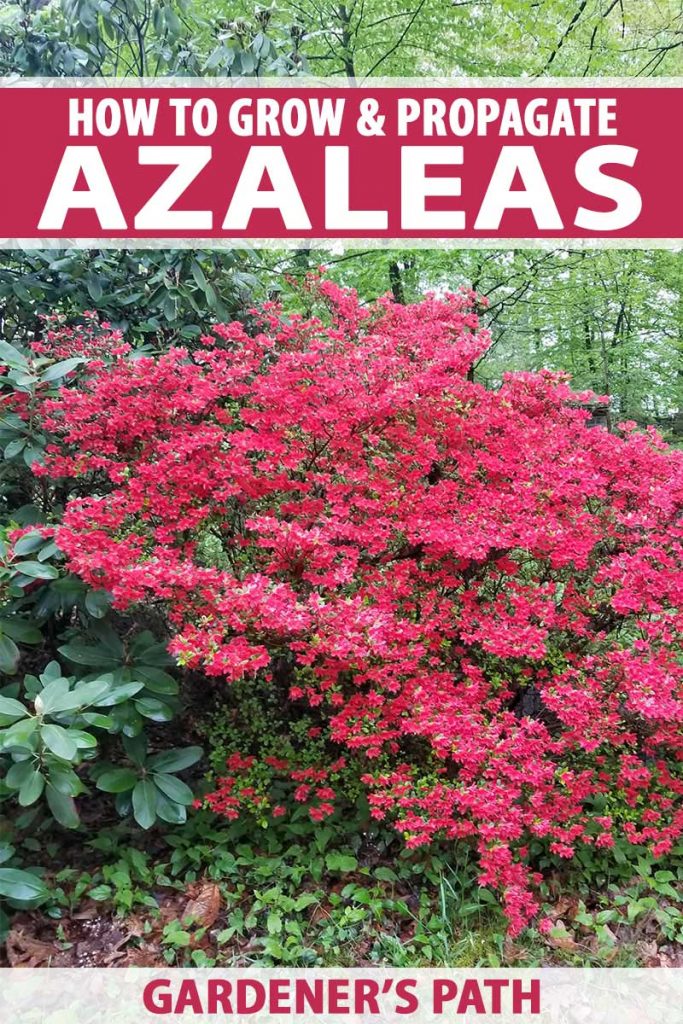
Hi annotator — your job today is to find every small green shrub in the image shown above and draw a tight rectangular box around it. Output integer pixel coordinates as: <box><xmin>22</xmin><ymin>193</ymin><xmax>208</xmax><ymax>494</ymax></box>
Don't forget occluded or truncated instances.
<box><xmin>1</xmin><ymin>658</ymin><xmax>202</xmax><ymax>831</ymax></box>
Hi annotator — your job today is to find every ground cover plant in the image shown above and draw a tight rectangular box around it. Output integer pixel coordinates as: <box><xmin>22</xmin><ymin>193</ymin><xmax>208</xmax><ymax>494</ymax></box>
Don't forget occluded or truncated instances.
<box><xmin>1</xmin><ymin>279</ymin><xmax>680</xmax><ymax>957</ymax></box>
<box><xmin>5</xmin><ymin>804</ymin><xmax>683</xmax><ymax>968</ymax></box>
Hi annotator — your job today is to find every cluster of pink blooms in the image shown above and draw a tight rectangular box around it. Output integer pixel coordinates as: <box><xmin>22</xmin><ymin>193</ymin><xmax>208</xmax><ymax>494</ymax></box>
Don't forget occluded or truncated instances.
<box><xmin>31</xmin><ymin>311</ymin><xmax>130</xmax><ymax>361</ymax></box>
<box><xmin>23</xmin><ymin>281</ymin><xmax>683</xmax><ymax>934</ymax></box>
<box><xmin>202</xmin><ymin>751</ymin><xmax>347</xmax><ymax>823</ymax></box>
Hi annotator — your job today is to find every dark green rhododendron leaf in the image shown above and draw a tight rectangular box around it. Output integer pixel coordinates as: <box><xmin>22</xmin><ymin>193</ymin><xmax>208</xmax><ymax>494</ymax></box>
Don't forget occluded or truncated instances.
<box><xmin>0</xmin><ymin>636</ymin><xmax>20</xmax><ymax>675</ymax></box>
<box><xmin>41</xmin><ymin>357</ymin><xmax>85</xmax><ymax>383</ymax></box>
<box><xmin>0</xmin><ymin>341</ymin><xmax>28</xmax><ymax>370</ymax></box>
<box><xmin>0</xmin><ymin>618</ymin><xmax>42</xmax><ymax>644</ymax></box>
<box><xmin>45</xmin><ymin>785</ymin><xmax>79</xmax><ymax>828</ymax></box>
<box><xmin>132</xmin><ymin>779</ymin><xmax>158</xmax><ymax>829</ymax></box>
<box><xmin>96</xmin><ymin>681</ymin><xmax>145</xmax><ymax>707</ymax></box>
<box><xmin>147</xmin><ymin>746</ymin><xmax>202</xmax><ymax>773</ymax></box>
<box><xmin>135</xmin><ymin>697</ymin><xmax>173</xmax><ymax>722</ymax></box>
<box><xmin>69</xmin><ymin>730</ymin><xmax>98</xmax><ymax>750</ymax></box>
<box><xmin>18</xmin><ymin>770</ymin><xmax>45</xmax><ymax>807</ymax></box>
<box><xmin>135</xmin><ymin>667</ymin><xmax>178</xmax><ymax>695</ymax></box>
<box><xmin>0</xmin><ymin>717</ymin><xmax>38</xmax><ymax>748</ymax></box>
<box><xmin>154</xmin><ymin>791</ymin><xmax>187</xmax><ymax>825</ymax></box>
<box><xmin>4</xmin><ymin>438</ymin><xmax>26</xmax><ymax>459</ymax></box>
<box><xmin>13</xmin><ymin>561</ymin><xmax>59</xmax><ymax>580</ymax></box>
<box><xmin>84</xmin><ymin>590</ymin><xmax>112</xmax><ymax>618</ymax></box>
<box><xmin>152</xmin><ymin>773</ymin><xmax>194</xmax><ymax>805</ymax></box>
<box><xmin>0</xmin><ymin>694</ymin><xmax>27</xmax><ymax>720</ymax></box>
<box><xmin>5</xmin><ymin>760</ymin><xmax>34</xmax><ymax>789</ymax></box>
<box><xmin>12</xmin><ymin>533</ymin><xmax>44</xmax><ymax>557</ymax></box>
<box><xmin>37</xmin><ymin>541</ymin><xmax>59</xmax><ymax>562</ymax></box>
<box><xmin>48</xmin><ymin>763</ymin><xmax>81</xmax><ymax>797</ymax></box>
<box><xmin>41</xmin><ymin>724</ymin><xmax>78</xmax><ymax>761</ymax></box>
<box><xmin>96</xmin><ymin>768</ymin><xmax>138</xmax><ymax>793</ymax></box>
<box><xmin>57</xmin><ymin>643</ymin><xmax>121</xmax><ymax>669</ymax></box>
<box><xmin>0</xmin><ymin>868</ymin><xmax>49</xmax><ymax>904</ymax></box>
<box><xmin>80</xmin><ymin>713</ymin><xmax>113</xmax><ymax>729</ymax></box>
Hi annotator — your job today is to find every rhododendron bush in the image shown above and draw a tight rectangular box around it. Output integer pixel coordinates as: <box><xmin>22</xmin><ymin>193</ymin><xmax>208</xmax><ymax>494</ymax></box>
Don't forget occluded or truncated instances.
<box><xmin>31</xmin><ymin>282</ymin><xmax>683</xmax><ymax>934</ymax></box>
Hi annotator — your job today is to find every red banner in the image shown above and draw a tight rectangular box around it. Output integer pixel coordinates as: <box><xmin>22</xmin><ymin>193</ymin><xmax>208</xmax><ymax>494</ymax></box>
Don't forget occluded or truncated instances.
<box><xmin>0</xmin><ymin>83</ymin><xmax>680</xmax><ymax>241</ymax></box>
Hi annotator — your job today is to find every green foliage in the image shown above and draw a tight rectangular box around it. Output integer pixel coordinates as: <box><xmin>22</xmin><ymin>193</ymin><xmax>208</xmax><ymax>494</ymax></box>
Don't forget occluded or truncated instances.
<box><xmin>0</xmin><ymin>329</ymin><xmax>203</xmax><ymax>840</ymax></box>
<box><xmin>1</xmin><ymin>660</ymin><xmax>141</xmax><ymax>826</ymax></box>
<box><xmin>531</xmin><ymin>842</ymin><xmax>683</xmax><ymax>963</ymax></box>
<box><xmin>0</xmin><ymin>0</ymin><xmax>306</xmax><ymax>77</ymax></box>
<box><xmin>0</xmin><ymin>641</ymin><xmax>203</xmax><ymax>829</ymax></box>
<box><xmin>55</xmin><ymin>810</ymin><xmax>677</xmax><ymax>967</ymax></box>
<box><xmin>0</xmin><ymin>843</ymin><xmax>49</xmax><ymax>900</ymax></box>
<box><xmin>3</xmin><ymin>0</ymin><xmax>681</xmax><ymax>81</ymax></box>
<box><xmin>0</xmin><ymin>530</ymin><xmax>63</xmax><ymax>671</ymax></box>
<box><xmin>0</xmin><ymin>0</ymin><xmax>287</xmax><ymax>356</ymax></box>
<box><xmin>143</xmin><ymin>810</ymin><xmax>508</xmax><ymax>966</ymax></box>
<box><xmin>95</xmin><ymin>736</ymin><xmax>202</xmax><ymax>829</ymax></box>
<box><xmin>5</xmin><ymin>794</ymin><xmax>679</xmax><ymax>966</ymax></box>
<box><xmin>0</xmin><ymin>336</ymin><xmax>85</xmax><ymax>475</ymax></box>
<box><xmin>0</xmin><ymin>841</ymin><xmax>50</xmax><ymax>941</ymax></box>
<box><xmin>0</xmin><ymin>250</ymin><xmax>261</xmax><ymax>352</ymax></box>
<box><xmin>58</xmin><ymin>622</ymin><xmax>180</xmax><ymax>733</ymax></box>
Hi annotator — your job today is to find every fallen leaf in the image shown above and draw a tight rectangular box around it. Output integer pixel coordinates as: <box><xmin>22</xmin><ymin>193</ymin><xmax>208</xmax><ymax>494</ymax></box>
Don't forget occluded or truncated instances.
<box><xmin>655</xmin><ymin>945</ymin><xmax>683</xmax><ymax>968</ymax></box>
<box><xmin>503</xmin><ymin>936</ymin><xmax>526</xmax><ymax>962</ymax></box>
<box><xmin>6</xmin><ymin>928</ymin><xmax>58</xmax><ymax>968</ymax></box>
<box><xmin>635</xmin><ymin>940</ymin><xmax>660</xmax><ymax>966</ymax></box>
<box><xmin>122</xmin><ymin>945</ymin><xmax>163</xmax><ymax>967</ymax></box>
<box><xmin>183</xmin><ymin>883</ymin><xmax>221</xmax><ymax>930</ymax></box>
<box><xmin>71</xmin><ymin>902</ymin><xmax>100</xmax><ymax>921</ymax></box>
<box><xmin>308</xmin><ymin>902</ymin><xmax>332</xmax><ymax>926</ymax></box>
<box><xmin>548</xmin><ymin>896</ymin><xmax>577</xmax><ymax>920</ymax></box>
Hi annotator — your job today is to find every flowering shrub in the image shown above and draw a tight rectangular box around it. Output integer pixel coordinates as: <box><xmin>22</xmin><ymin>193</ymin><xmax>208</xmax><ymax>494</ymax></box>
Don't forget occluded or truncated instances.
<box><xmin>33</xmin><ymin>282</ymin><xmax>683</xmax><ymax>933</ymax></box>
<box><xmin>30</xmin><ymin>311</ymin><xmax>130</xmax><ymax>362</ymax></box>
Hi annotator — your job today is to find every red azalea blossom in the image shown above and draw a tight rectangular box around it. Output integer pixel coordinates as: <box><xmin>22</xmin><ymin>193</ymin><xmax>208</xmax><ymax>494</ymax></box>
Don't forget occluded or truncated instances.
<box><xmin>30</xmin><ymin>281</ymin><xmax>683</xmax><ymax>935</ymax></box>
<box><xmin>31</xmin><ymin>311</ymin><xmax>130</xmax><ymax>361</ymax></box>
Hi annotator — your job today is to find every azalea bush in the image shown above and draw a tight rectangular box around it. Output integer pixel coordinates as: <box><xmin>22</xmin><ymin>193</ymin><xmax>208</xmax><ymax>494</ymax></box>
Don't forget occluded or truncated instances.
<box><xmin>11</xmin><ymin>280</ymin><xmax>683</xmax><ymax>934</ymax></box>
